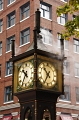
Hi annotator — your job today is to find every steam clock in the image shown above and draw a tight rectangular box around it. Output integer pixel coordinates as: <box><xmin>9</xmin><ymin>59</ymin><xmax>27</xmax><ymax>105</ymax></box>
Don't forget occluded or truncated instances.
<box><xmin>10</xmin><ymin>9</ymin><xmax>64</xmax><ymax>120</ymax></box>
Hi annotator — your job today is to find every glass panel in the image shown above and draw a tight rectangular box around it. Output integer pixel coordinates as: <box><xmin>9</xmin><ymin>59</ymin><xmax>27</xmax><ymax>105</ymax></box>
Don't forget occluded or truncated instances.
<box><xmin>76</xmin><ymin>87</ymin><xmax>79</xmax><ymax>102</ymax></box>
<box><xmin>42</xmin><ymin>4</ymin><xmax>47</xmax><ymax>10</ymax></box>
<box><xmin>40</xmin><ymin>9</ymin><xmax>43</xmax><ymax>17</ymax></box>
<box><xmin>45</xmin><ymin>11</ymin><xmax>49</xmax><ymax>19</ymax></box>
<box><xmin>64</xmin><ymin>40</ymin><xmax>68</xmax><ymax>50</ymax></box>
<box><xmin>61</xmin><ymin>17</ymin><xmax>65</xmax><ymax>25</ymax></box>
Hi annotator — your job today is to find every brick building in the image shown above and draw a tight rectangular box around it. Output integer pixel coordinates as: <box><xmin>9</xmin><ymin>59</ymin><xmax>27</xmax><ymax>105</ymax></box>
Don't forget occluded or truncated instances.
<box><xmin>0</xmin><ymin>0</ymin><xmax>79</xmax><ymax>120</ymax></box>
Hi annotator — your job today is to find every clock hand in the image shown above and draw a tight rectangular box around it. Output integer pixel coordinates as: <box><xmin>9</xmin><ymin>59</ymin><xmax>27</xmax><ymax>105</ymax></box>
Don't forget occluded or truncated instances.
<box><xmin>22</xmin><ymin>70</ymin><xmax>28</xmax><ymax>77</ymax></box>
<box><xmin>43</xmin><ymin>68</ymin><xmax>48</xmax><ymax>74</ymax></box>
<box><xmin>44</xmin><ymin>71</ymin><xmax>50</xmax><ymax>82</ymax></box>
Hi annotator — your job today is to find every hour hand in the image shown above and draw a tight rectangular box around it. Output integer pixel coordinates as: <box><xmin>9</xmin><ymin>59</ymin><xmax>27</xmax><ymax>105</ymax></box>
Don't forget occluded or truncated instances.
<box><xmin>22</xmin><ymin>70</ymin><xmax>28</xmax><ymax>77</ymax></box>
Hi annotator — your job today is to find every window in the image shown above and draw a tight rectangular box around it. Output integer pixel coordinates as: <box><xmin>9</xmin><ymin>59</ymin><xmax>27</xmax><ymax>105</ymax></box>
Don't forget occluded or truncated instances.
<box><xmin>7</xmin><ymin>0</ymin><xmax>15</xmax><ymax>5</ymax></box>
<box><xmin>0</xmin><ymin>64</ymin><xmax>1</xmax><ymax>77</ymax></box>
<box><xmin>0</xmin><ymin>19</ymin><xmax>3</xmax><ymax>32</ymax></box>
<box><xmin>20</xmin><ymin>28</ymin><xmax>30</xmax><ymax>46</ymax></box>
<box><xmin>75</xmin><ymin>62</ymin><xmax>79</xmax><ymax>77</ymax></box>
<box><xmin>6</xmin><ymin>61</ymin><xmax>12</xmax><ymax>75</ymax></box>
<box><xmin>4</xmin><ymin>86</ymin><xmax>12</xmax><ymax>102</ymax></box>
<box><xmin>59</xmin><ymin>85</ymin><xmax>70</xmax><ymax>101</ymax></box>
<box><xmin>57</xmin><ymin>33</ymin><xmax>69</xmax><ymax>50</ymax></box>
<box><xmin>74</xmin><ymin>38</ymin><xmax>79</xmax><ymax>53</ymax></box>
<box><xmin>64</xmin><ymin>60</ymin><xmax>69</xmax><ymax>74</ymax></box>
<box><xmin>0</xmin><ymin>0</ymin><xmax>3</xmax><ymax>10</ymax></box>
<box><xmin>76</xmin><ymin>87</ymin><xmax>79</xmax><ymax>103</ymax></box>
<box><xmin>61</xmin><ymin>0</ymin><xmax>68</xmax><ymax>2</ymax></box>
<box><xmin>57</xmin><ymin>13</ymin><xmax>68</xmax><ymax>25</ymax></box>
<box><xmin>7</xmin><ymin>11</ymin><xmax>15</xmax><ymax>28</ymax></box>
<box><xmin>6</xmin><ymin>35</ymin><xmax>15</xmax><ymax>52</ymax></box>
<box><xmin>20</xmin><ymin>2</ymin><xmax>30</xmax><ymax>21</ymax></box>
<box><xmin>0</xmin><ymin>41</ymin><xmax>2</xmax><ymax>55</ymax></box>
<box><xmin>40</xmin><ymin>28</ymin><xmax>53</xmax><ymax>45</ymax></box>
<box><xmin>40</xmin><ymin>2</ymin><xmax>51</xmax><ymax>19</ymax></box>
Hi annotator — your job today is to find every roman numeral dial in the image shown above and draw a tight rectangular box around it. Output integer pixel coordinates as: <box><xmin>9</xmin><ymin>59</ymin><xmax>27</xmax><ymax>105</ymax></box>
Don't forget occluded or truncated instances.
<box><xmin>37</xmin><ymin>62</ymin><xmax>57</xmax><ymax>88</ymax></box>
<box><xmin>18</xmin><ymin>62</ymin><xmax>34</xmax><ymax>88</ymax></box>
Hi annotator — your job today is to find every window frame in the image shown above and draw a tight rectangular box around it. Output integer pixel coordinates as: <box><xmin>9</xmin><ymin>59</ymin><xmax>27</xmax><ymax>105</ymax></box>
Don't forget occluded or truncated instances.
<box><xmin>40</xmin><ymin>27</ymin><xmax>53</xmax><ymax>45</ymax></box>
<box><xmin>0</xmin><ymin>19</ymin><xmax>3</xmax><ymax>33</ymax></box>
<box><xmin>0</xmin><ymin>0</ymin><xmax>3</xmax><ymax>11</ymax></box>
<box><xmin>57</xmin><ymin>33</ymin><xmax>69</xmax><ymax>50</ymax></box>
<box><xmin>61</xmin><ymin>0</ymin><xmax>68</xmax><ymax>3</ymax></box>
<box><xmin>4</xmin><ymin>86</ymin><xmax>12</xmax><ymax>102</ymax></box>
<box><xmin>74</xmin><ymin>38</ymin><xmax>79</xmax><ymax>53</ymax></box>
<box><xmin>20</xmin><ymin>2</ymin><xmax>30</xmax><ymax>21</ymax></box>
<box><xmin>7</xmin><ymin>0</ymin><xmax>16</xmax><ymax>6</ymax></box>
<box><xmin>40</xmin><ymin>2</ymin><xmax>51</xmax><ymax>20</ymax></box>
<box><xmin>6</xmin><ymin>35</ymin><xmax>15</xmax><ymax>52</ymax></box>
<box><xmin>0</xmin><ymin>64</ymin><xmax>1</xmax><ymax>78</ymax></box>
<box><xmin>7</xmin><ymin>11</ymin><xmax>15</xmax><ymax>28</ymax></box>
<box><xmin>63</xmin><ymin>60</ymin><xmax>70</xmax><ymax>75</ymax></box>
<box><xmin>75</xmin><ymin>62</ymin><xmax>79</xmax><ymax>77</ymax></box>
<box><xmin>0</xmin><ymin>41</ymin><xmax>2</xmax><ymax>55</ymax></box>
<box><xmin>20</xmin><ymin>28</ymin><xmax>30</xmax><ymax>46</ymax></box>
<box><xmin>57</xmin><ymin>13</ymin><xmax>68</xmax><ymax>25</ymax></box>
<box><xmin>59</xmin><ymin>85</ymin><xmax>70</xmax><ymax>101</ymax></box>
<box><xmin>6</xmin><ymin>61</ymin><xmax>12</xmax><ymax>76</ymax></box>
<box><xmin>76</xmin><ymin>87</ymin><xmax>79</xmax><ymax>103</ymax></box>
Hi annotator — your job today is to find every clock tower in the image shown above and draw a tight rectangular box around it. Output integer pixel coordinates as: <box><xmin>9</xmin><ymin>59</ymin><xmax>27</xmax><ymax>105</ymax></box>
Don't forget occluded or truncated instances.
<box><xmin>10</xmin><ymin>9</ymin><xmax>64</xmax><ymax>120</ymax></box>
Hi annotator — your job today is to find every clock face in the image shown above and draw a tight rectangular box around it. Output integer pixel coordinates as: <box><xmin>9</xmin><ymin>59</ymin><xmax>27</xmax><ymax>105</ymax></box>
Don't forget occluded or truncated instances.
<box><xmin>38</xmin><ymin>62</ymin><xmax>57</xmax><ymax>88</ymax></box>
<box><xmin>18</xmin><ymin>62</ymin><xmax>34</xmax><ymax>88</ymax></box>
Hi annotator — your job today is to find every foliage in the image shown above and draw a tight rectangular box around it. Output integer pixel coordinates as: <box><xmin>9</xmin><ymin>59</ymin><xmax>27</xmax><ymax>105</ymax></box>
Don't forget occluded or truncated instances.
<box><xmin>56</xmin><ymin>0</ymin><xmax>79</xmax><ymax>39</ymax></box>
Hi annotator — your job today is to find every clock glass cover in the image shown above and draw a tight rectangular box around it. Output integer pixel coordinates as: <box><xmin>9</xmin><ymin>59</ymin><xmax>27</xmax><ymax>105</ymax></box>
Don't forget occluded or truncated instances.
<box><xmin>18</xmin><ymin>62</ymin><xmax>34</xmax><ymax>88</ymax></box>
<box><xmin>38</xmin><ymin>62</ymin><xmax>57</xmax><ymax>88</ymax></box>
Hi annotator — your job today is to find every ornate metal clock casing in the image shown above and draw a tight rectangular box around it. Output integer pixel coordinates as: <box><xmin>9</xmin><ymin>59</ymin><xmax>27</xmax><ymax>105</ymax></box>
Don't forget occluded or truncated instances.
<box><xmin>14</xmin><ymin>56</ymin><xmax>34</xmax><ymax>93</ymax></box>
<box><xmin>37</xmin><ymin>55</ymin><xmax>63</xmax><ymax>93</ymax></box>
<box><xmin>38</xmin><ymin>61</ymin><xmax>57</xmax><ymax>88</ymax></box>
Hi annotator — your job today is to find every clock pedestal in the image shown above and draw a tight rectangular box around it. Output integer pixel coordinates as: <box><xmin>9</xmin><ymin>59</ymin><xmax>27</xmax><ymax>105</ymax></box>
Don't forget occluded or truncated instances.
<box><xmin>16</xmin><ymin>90</ymin><xmax>59</xmax><ymax>120</ymax></box>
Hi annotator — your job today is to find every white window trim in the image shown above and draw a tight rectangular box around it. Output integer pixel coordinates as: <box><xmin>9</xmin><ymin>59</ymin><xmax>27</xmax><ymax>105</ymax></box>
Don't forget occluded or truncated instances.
<box><xmin>58</xmin><ymin>46</ymin><xmax>69</xmax><ymax>51</ymax></box>
<box><xmin>75</xmin><ymin>76</ymin><xmax>79</xmax><ymax>78</ymax></box>
<box><xmin>4</xmin><ymin>100</ymin><xmax>14</xmax><ymax>104</ymax></box>
<box><xmin>20</xmin><ymin>16</ymin><xmax>30</xmax><ymax>22</ymax></box>
<box><xmin>41</xmin><ymin>16</ymin><xmax>52</xmax><ymax>21</ymax></box>
<box><xmin>59</xmin><ymin>99</ymin><xmax>71</xmax><ymax>103</ymax></box>
<box><xmin>0</xmin><ymin>31</ymin><xmax>2</xmax><ymax>33</ymax></box>
<box><xmin>19</xmin><ymin>41</ymin><xmax>30</xmax><ymax>47</ymax></box>
<box><xmin>42</xmin><ymin>41</ymin><xmax>53</xmax><ymax>46</ymax></box>
<box><xmin>74</xmin><ymin>51</ymin><xmax>79</xmax><ymax>54</ymax></box>
<box><xmin>57</xmin><ymin>21</ymin><xmax>65</xmax><ymax>26</ymax></box>
<box><xmin>64</xmin><ymin>73</ymin><xmax>69</xmax><ymax>75</ymax></box>
<box><xmin>7</xmin><ymin>0</ymin><xmax>16</xmax><ymax>7</ymax></box>
<box><xmin>5</xmin><ymin>74</ymin><xmax>12</xmax><ymax>77</ymax></box>
<box><xmin>0</xmin><ymin>8</ymin><xmax>3</xmax><ymax>12</ymax></box>
<box><xmin>76</xmin><ymin>102</ymin><xmax>79</xmax><ymax>104</ymax></box>
<box><xmin>7</xmin><ymin>24</ymin><xmax>15</xmax><ymax>30</ymax></box>
<box><xmin>61</xmin><ymin>0</ymin><xmax>67</xmax><ymax>3</ymax></box>
<box><xmin>6</xmin><ymin>50</ymin><xmax>11</xmax><ymax>53</ymax></box>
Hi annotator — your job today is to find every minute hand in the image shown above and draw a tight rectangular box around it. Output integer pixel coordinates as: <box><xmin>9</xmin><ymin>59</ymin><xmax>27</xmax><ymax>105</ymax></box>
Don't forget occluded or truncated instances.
<box><xmin>22</xmin><ymin>70</ymin><xmax>28</xmax><ymax>77</ymax></box>
<box><xmin>43</xmin><ymin>68</ymin><xmax>50</xmax><ymax>82</ymax></box>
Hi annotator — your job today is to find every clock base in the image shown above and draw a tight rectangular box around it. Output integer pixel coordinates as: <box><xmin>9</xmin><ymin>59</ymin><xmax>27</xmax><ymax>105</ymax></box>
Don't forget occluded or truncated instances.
<box><xmin>15</xmin><ymin>89</ymin><xmax>60</xmax><ymax>120</ymax></box>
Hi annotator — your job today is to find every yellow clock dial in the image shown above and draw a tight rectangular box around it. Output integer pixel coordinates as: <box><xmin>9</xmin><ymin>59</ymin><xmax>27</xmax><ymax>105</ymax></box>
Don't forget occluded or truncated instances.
<box><xmin>38</xmin><ymin>62</ymin><xmax>57</xmax><ymax>88</ymax></box>
<box><xmin>18</xmin><ymin>62</ymin><xmax>34</xmax><ymax>88</ymax></box>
